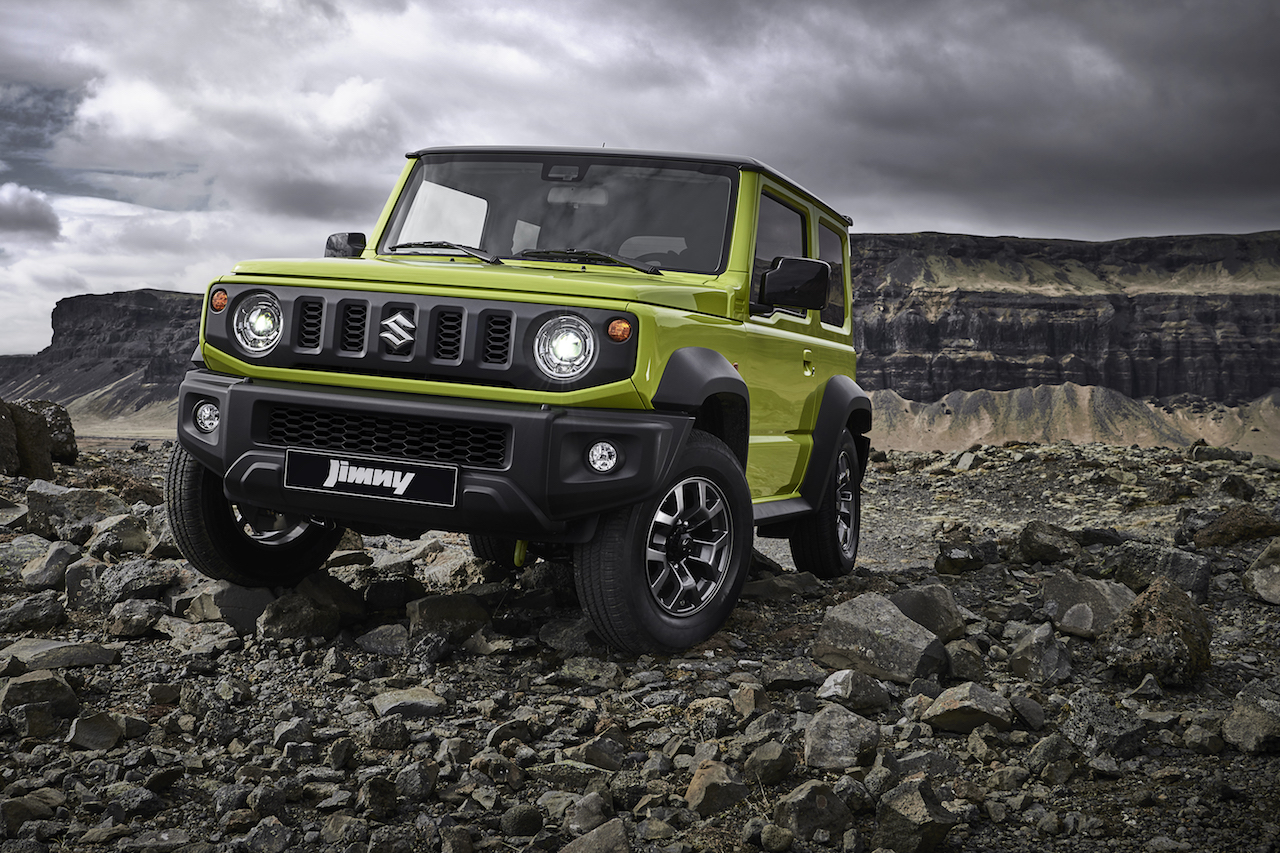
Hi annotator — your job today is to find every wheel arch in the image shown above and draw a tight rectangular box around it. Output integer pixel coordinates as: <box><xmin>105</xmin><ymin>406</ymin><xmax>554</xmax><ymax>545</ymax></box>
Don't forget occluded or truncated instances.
<box><xmin>800</xmin><ymin>374</ymin><xmax>873</xmax><ymax>507</ymax></box>
<box><xmin>652</xmin><ymin>347</ymin><xmax>750</xmax><ymax>469</ymax></box>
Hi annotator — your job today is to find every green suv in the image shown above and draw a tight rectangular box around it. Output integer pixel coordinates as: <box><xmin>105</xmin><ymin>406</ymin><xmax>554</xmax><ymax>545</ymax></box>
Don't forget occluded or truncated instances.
<box><xmin>166</xmin><ymin>146</ymin><xmax>872</xmax><ymax>653</ymax></box>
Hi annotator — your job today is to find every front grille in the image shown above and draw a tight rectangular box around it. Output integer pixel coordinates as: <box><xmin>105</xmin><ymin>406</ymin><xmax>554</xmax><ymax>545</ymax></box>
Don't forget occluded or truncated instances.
<box><xmin>267</xmin><ymin>405</ymin><xmax>508</xmax><ymax>468</ymax></box>
<box><xmin>297</xmin><ymin>299</ymin><xmax>324</xmax><ymax>350</ymax></box>
<box><xmin>434</xmin><ymin>310</ymin><xmax>463</xmax><ymax>361</ymax></box>
<box><xmin>483</xmin><ymin>314</ymin><xmax>513</xmax><ymax>364</ymax></box>
<box><xmin>340</xmin><ymin>304</ymin><xmax>368</xmax><ymax>353</ymax></box>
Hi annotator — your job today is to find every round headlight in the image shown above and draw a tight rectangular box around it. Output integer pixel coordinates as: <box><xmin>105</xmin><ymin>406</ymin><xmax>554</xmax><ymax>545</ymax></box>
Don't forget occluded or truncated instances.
<box><xmin>233</xmin><ymin>293</ymin><xmax>283</xmax><ymax>355</ymax></box>
<box><xmin>533</xmin><ymin>315</ymin><xmax>596</xmax><ymax>381</ymax></box>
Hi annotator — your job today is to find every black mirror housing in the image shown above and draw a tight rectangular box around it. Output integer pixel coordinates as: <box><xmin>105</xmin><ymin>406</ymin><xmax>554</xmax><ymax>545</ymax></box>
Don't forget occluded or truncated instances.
<box><xmin>325</xmin><ymin>232</ymin><xmax>367</xmax><ymax>258</ymax></box>
<box><xmin>760</xmin><ymin>257</ymin><xmax>830</xmax><ymax>311</ymax></box>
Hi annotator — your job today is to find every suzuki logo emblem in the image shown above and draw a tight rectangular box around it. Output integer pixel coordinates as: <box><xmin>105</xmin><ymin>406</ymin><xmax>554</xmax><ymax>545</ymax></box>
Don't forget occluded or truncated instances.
<box><xmin>379</xmin><ymin>311</ymin><xmax>416</xmax><ymax>352</ymax></box>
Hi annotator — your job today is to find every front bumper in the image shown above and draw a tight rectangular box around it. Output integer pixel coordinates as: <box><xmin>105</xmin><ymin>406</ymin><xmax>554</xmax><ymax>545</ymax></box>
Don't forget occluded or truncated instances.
<box><xmin>176</xmin><ymin>369</ymin><xmax>692</xmax><ymax>541</ymax></box>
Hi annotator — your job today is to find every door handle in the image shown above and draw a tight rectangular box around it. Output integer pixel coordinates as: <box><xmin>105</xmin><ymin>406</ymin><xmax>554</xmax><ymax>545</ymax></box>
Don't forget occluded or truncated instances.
<box><xmin>803</xmin><ymin>348</ymin><xmax>815</xmax><ymax>377</ymax></box>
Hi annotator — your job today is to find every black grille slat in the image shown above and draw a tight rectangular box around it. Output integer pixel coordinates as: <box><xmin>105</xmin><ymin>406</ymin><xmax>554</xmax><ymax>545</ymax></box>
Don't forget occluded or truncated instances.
<box><xmin>340</xmin><ymin>304</ymin><xmax>368</xmax><ymax>352</ymax></box>
<box><xmin>268</xmin><ymin>406</ymin><xmax>508</xmax><ymax>468</ymax></box>
<box><xmin>434</xmin><ymin>310</ymin><xmax>463</xmax><ymax>361</ymax></box>
<box><xmin>483</xmin><ymin>314</ymin><xmax>513</xmax><ymax>364</ymax></box>
<box><xmin>297</xmin><ymin>299</ymin><xmax>324</xmax><ymax>350</ymax></box>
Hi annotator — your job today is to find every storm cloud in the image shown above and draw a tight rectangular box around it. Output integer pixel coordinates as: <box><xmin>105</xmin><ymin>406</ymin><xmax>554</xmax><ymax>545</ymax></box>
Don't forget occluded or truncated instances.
<box><xmin>1</xmin><ymin>0</ymin><xmax>1278</xmax><ymax>354</ymax></box>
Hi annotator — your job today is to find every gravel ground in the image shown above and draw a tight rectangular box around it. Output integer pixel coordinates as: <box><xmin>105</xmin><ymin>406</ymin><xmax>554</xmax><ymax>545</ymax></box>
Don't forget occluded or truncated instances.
<box><xmin>1</xmin><ymin>438</ymin><xmax>1279</xmax><ymax>852</ymax></box>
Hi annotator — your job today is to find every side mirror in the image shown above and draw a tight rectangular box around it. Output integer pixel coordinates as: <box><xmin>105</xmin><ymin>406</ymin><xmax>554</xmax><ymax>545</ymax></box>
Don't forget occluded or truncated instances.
<box><xmin>759</xmin><ymin>257</ymin><xmax>829</xmax><ymax>311</ymax></box>
<box><xmin>325</xmin><ymin>232</ymin><xmax>367</xmax><ymax>258</ymax></box>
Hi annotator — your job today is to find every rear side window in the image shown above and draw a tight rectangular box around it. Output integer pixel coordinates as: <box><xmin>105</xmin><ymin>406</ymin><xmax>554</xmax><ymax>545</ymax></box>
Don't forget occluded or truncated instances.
<box><xmin>752</xmin><ymin>193</ymin><xmax>807</xmax><ymax>305</ymax></box>
<box><xmin>818</xmin><ymin>221</ymin><xmax>847</xmax><ymax>326</ymax></box>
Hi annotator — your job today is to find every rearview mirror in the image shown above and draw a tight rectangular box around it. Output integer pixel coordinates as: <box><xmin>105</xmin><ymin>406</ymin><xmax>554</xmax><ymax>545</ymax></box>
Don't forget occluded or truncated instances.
<box><xmin>759</xmin><ymin>257</ymin><xmax>829</xmax><ymax>310</ymax></box>
<box><xmin>547</xmin><ymin>186</ymin><xmax>608</xmax><ymax>206</ymax></box>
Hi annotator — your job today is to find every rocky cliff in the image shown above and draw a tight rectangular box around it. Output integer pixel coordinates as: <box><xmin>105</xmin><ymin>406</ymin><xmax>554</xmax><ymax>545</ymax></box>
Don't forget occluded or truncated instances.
<box><xmin>849</xmin><ymin>231</ymin><xmax>1280</xmax><ymax>404</ymax></box>
<box><xmin>0</xmin><ymin>289</ymin><xmax>201</xmax><ymax>436</ymax></box>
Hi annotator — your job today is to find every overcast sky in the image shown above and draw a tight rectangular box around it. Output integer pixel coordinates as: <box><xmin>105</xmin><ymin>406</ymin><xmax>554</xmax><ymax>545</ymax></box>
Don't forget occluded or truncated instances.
<box><xmin>2</xmin><ymin>0</ymin><xmax>1278</xmax><ymax>355</ymax></box>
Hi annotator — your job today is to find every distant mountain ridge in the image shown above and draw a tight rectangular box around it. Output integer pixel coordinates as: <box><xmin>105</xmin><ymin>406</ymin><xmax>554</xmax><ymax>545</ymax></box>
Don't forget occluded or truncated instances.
<box><xmin>2</xmin><ymin>231</ymin><xmax>1277</xmax><ymax>449</ymax></box>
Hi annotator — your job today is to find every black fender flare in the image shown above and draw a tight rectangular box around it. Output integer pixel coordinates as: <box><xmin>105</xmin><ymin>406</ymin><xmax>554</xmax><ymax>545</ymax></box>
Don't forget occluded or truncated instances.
<box><xmin>652</xmin><ymin>347</ymin><xmax>750</xmax><ymax>467</ymax></box>
<box><xmin>799</xmin><ymin>374</ymin><xmax>873</xmax><ymax>509</ymax></box>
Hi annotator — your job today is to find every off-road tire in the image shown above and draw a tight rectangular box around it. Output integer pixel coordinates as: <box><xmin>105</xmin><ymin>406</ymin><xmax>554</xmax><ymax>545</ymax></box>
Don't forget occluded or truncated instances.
<box><xmin>468</xmin><ymin>534</ymin><xmax>519</xmax><ymax>571</ymax></box>
<box><xmin>573</xmin><ymin>430</ymin><xmax>752</xmax><ymax>654</ymax></box>
<box><xmin>790</xmin><ymin>428</ymin><xmax>861</xmax><ymax>578</ymax></box>
<box><xmin>165</xmin><ymin>444</ymin><xmax>343</xmax><ymax>587</ymax></box>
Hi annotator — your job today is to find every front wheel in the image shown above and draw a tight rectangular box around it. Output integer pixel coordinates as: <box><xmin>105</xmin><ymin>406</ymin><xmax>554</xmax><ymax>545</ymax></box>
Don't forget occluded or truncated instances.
<box><xmin>574</xmin><ymin>430</ymin><xmax>752</xmax><ymax>654</ymax></box>
<box><xmin>165</xmin><ymin>444</ymin><xmax>343</xmax><ymax>587</ymax></box>
<box><xmin>790</xmin><ymin>428</ymin><xmax>862</xmax><ymax>578</ymax></box>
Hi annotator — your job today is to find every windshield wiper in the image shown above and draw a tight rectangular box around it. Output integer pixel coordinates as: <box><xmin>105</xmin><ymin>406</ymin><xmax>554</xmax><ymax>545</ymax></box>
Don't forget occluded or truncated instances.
<box><xmin>387</xmin><ymin>241</ymin><xmax>503</xmax><ymax>265</ymax></box>
<box><xmin>515</xmin><ymin>248</ymin><xmax>662</xmax><ymax>275</ymax></box>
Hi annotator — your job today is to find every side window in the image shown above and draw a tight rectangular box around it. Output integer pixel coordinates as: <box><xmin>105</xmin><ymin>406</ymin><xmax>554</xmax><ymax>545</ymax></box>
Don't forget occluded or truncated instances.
<box><xmin>752</xmin><ymin>193</ymin><xmax>807</xmax><ymax>305</ymax></box>
<box><xmin>818</xmin><ymin>221</ymin><xmax>847</xmax><ymax>326</ymax></box>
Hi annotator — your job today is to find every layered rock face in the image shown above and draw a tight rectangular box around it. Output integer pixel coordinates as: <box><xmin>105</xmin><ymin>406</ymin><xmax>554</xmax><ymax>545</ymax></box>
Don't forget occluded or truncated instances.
<box><xmin>0</xmin><ymin>289</ymin><xmax>201</xmax><ymax>422</ymax></box>
<box><xmin>848</xmin><ymin>231</ymin><xmax>1280</xmax><ymax>403</ymax></box>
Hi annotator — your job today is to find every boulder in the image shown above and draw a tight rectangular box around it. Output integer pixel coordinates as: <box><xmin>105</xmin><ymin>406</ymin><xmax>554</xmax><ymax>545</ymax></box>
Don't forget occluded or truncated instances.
<box><xmin>1041</xmin><ymin>569</ymin><xmax>1136</xmax><ymax>639</ymax></box>
<box><xmin>772</xmin><ymin>780</ymin><xmax>853</xmax><ymax>843</ymax></box>
<box><xmin>0</xmin><ymin>402</ymin><xmax>18</xmax><ymax>474</ymax></box>
<box><xmin>890</xmin><ymin>583</ymin><xmax>967</xmax><ymax>642</ymax></box>
<box><xmin>1019</xmin><ymin>519</ymin><xmax>1081</xmax><ymax>564</ymax></box>
<box><xmin>870</xmin><ymin>779</ymin><xmax>958</xmax><ymax>853</ymax></box>
<box><xmin>4</xmin><ymin>402</ymin><xmax>54</xmax><ymax>479</ymax></box>
<box><xmin>1243</xmin><ymin>537</ymin><xmax>1280</xmax><ymax>605</ymax></box>
<box><xmin>12</xmin><ymin>400</ymin><xmax>77</xmax><ymax>464</ymax></box>
<box><xmin>1222</xmin><ymin>676</ymin><xmax>1280</xmax><ymax>753</ymax></box>
<box><xmin>812</xmin><ymin>593</ymin><xmax>947</xmax><ymax>683</ymax></box>
<box><xmin>684</xmin><ymin>761</ymin><xmax>750</xmax><ymax>816</ymax></box>
<box><xmin>920</xmin><ymin>681</ymin><xmax>1012</xmax><ymax>733</ymax></box>
<box><xmin>1096</xmin><ymin>576</ymin><xmax>1212</xmax><ymax>686</ymax></box>
<box><xmin>1194</xmin><ymin>505</ymin><xmax>1280</xmax><ymax>548</ymax></box>
<box><xmin>1007</xmin><ymin>622</ymin><xmax>1072</xmax><ymax>684</ymax></box>
<box><xmin>803</xmin><ymin>703</ymin><xmax>881</xmax><ymax>769</ymax></box>
<box><xmin>1102</xmin><ymin>540</ymin><xmax>1212</xmax><ymax>603</ymax></box>
<box><xmin>24</xmin><ymin>479</ymin><xmax>130</xmax><ymax>541</ymax></box>
<box><xmin>1059</xmin><ymin>687</ymin><xmax>1146</xmax><ymax>759</ymax></box>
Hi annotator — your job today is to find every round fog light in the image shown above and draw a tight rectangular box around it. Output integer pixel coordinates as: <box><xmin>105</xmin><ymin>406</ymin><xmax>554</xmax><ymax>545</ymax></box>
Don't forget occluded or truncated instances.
<box><xmin>587</xmin><ymin>441</ymin><xmax>619</xmax><ymax>473</ymax></box>
<box><xmin>193</xmin><ymin>401</ymin><xmax>221</xmax><ymax>434</ymax></box>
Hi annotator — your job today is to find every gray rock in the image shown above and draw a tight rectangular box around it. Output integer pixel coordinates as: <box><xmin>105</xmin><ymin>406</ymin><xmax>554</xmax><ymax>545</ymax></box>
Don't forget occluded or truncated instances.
<box><xmin>94</xmin><ymin>558</ymin><xmax>180</xmax><ymax>610</ymax></box>
<box><xmin>745</xmin><ymin>740</ymin><xmax>795</xmax><ymax>785</ymax></box>
<box><xmin>187</xmin><ymin>581</ymin><xmax>277</xmax><ymax>635</ymax></box>
<box><xmin>242</xmin><ymin>816</ymin><xmax>295</xmax><ymax>853</ymax></box>
<box><xmin>105</xmin><ymin>599</ymin><xmax>168</xmax><ymax>637</ymax></box>
<box><xmin>815</xmin><ymin>668</ymin><xmax>892</xmax><ymax>712</ymax></box>
<box><xmin>5</xmin><ymin>402</ymin><xmax>54</xmax><ymax>479</ymax></box>
<box><xmin>559</xmin><ymin>818</ymin><xmax>629</xmax><ymax>853</ymax></box>
<box><xmin>20</xmin><ymin>540</ymin><xmax>80</xmax><ymax>591</ymax></box>
<box><xmin>1222</xmin><ymin>675</ymin><xmax>1280</xmax><ymax>753</ymax></box>
<box><xmin>0</xmin><ymin>638</ymin><xmax>119</xmax><ymax>669</ymax></box>
<box><xmin>0</xmin><ymin>669</ymin><xmax>80</xmax><ymax>717</ymax></box>
<box><xmin>407</xmin><ymin>593</ymin><xmax>489</xmax><ymax>643</ymax></box>
<box><xmin>1103</xmin><ymin>540</ymin><xmax>1212</xmax><ymax>604</ymax></box>
<box><xmin>803</xmin><ymin>703</ymin><xmax>881</xmax><ymax>769</ymax></box>
<box><xmin>945</xmin><ymin>638</ymin><xmax>987</xmax><ymax>682</ymax></box>
<box><xmin>812</xmin><ymin>593</ymin><xmax>947</xmax><ymax>684</ymax></box>
<box><xmin>24</xmin><ymin>479</ymin><xmax>129</xmax><ymax>541</ymax></box>
<box><xmin>0</xmin><ymin>589</ymin><xmax>65</xmax><ymax>632</ymax></box>
<box><xmin>1059</xmin><ymin>687</ymin><xmax>1146</xmax><ymax>758</ymax></box>
<box><xmin>12</xmin><ymin>400</ymin><xmax>77</xmax><ymax>464</ymax></box>
<box><xmin>0</xmin><ymin>533</ymin><xmax>52</xmax><ymax>577</ymax></box>
<box><xmin>566</xmin><ymin>790</ymin><xmax>613</xmax><ymax>834</ymax></box>
<box><xmin>1041</xmin><ymin>569</ymin><xmax>1136</xmax><ymax>639</ymax></box>
<box><xmin>1243</xmin><ymin>537</ymin><xmax>1280</xmax><ymax>605</ymax></box>
<box><xmin>760</xmin><ymin>656</ymin><xmax>830</xmax><ymax>690</ymax></box>
<box><xmin>356</xmin><ymin>623</ymin><xmax>409</xmax><ymax>656</ymax></box>
<box><xmin>1019</xmin><ymin>519</ymin><xmax>1081</xmax><ymax>564</ymax></box>
<box><xmin>85</xmin><ymin>513</ymin><xmax>150</xmax><ymax>559</ymax></box>
<box><xmin>773</xmin><ymin>780</ymin><xmax>853</xmax><ymax>842</ymax></box>
<box><xmin>1008</xmin><ymin>622</ymin><xmax>1072</xmax><ymax>684</ymax></box>
<box><xmin>1097</xmin><ymin>575</ymin><xmax>1213</xmax><ymax>686</ymax></box>
<box><xmin>920</xmin><ymin>681</ymin><xmax>1012</xmax><ymax>733</ymax></box>
<box><xmin>370</xmin><ymin>686</ymin><xmax>448</xmax><ymax>718</ymax></box>
<box><xmin>66</xmin><ymin>710</ymin><xmax>124</xmax><ymax>750</ymax></box>
<box><xmin>871</xmin><ymin>778</ymin><xmax>958</xmax><ymax>853</ymax></box>
<box><xmin>257</xmin><ymin>591</ymin><xmax>341</xmax><ymax>640</ymax></box>
<box><xmin>890</xmin><ymin>583</ymin><xmax>967</xmax><ymax>642</ymax></box>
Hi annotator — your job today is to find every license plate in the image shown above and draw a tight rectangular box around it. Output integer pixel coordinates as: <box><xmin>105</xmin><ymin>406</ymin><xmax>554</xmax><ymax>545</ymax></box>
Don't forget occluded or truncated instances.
<box><xmin>284</xmin><ymin>449</ymin><xmax>457</xmax><ymax>507</ymax></box>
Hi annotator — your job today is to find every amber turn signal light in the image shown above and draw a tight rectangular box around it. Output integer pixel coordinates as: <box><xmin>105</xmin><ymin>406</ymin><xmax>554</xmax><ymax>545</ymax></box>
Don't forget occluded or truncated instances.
<box><xmin>607</xmin><ymin>318</ymin><xmax>632</xmax><ymax>342</ymax></box>
<box><xmin>210</xmin><ymin>289</ymin><xmax>229</xmax><ymax>313</ymax></box>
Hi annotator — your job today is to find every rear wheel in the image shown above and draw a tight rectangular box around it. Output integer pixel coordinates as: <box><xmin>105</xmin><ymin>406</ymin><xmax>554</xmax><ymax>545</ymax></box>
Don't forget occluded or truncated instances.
<box><xmin>790</xmin><ymin>428</ymin><xmax>861</xmax><ymax>578</ymax></box>
<box><xmin>165</xmin><ymin>444</ymin><xmax>343</xmax><ymax>587</ymax></box>
<box><xmin>574</xmin><ymin>430</ymin><xmax>752</xmax><ymax>654</ymax></box>
<box><xmin>468</xmin><ymin>534</ymin><xmax>519</xmax><ymax>570</ymax></box>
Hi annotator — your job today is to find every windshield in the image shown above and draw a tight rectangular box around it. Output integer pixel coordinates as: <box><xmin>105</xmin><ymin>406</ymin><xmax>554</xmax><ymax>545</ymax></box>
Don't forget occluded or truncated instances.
<box><xmin>381</xmin><ymin>153</ymin><xmax>737</xmax><ymax>274</ymax></box>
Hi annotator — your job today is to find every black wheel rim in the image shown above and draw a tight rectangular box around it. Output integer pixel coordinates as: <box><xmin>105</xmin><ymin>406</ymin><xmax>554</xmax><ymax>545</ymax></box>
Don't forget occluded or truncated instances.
<box><xmin>645</xmin><ymin>476</ymin><xmax>734</xmax><ymax>617</ymax></box>
<box><xmin>835</xmin><ymin>450</ymin><xmax>857</xmax><ymax>558</ymax></box>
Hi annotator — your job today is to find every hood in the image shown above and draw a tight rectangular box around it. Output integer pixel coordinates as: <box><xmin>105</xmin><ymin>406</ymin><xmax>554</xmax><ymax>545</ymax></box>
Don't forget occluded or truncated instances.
<box><xmin>227</xmin><ymin>256</ymin><xmax>736</xmax><ymax>317</ymax></box>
